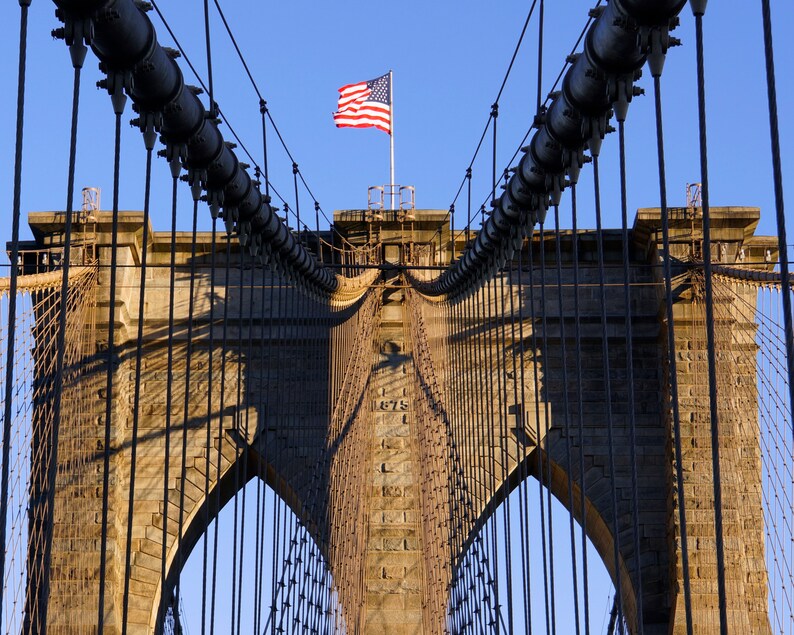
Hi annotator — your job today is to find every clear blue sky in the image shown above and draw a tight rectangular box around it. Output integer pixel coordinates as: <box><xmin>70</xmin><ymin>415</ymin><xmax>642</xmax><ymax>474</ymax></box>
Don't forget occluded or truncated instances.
<box><xmin>1</xmin><ymin>1</ymin><xmax>792</xmax><ymax>632</ymax></box>
<box><xmin>1</xmin><ymin>1</ymin><xmax>791</xmax><ymax>239</ymax></box>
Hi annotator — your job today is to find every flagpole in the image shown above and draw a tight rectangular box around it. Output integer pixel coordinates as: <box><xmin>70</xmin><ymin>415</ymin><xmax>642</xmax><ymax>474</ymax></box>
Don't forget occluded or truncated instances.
<box><xmin>389</xmin><ymin>70</ymin><xmax>395</xmax><ymax>210</ymax></box>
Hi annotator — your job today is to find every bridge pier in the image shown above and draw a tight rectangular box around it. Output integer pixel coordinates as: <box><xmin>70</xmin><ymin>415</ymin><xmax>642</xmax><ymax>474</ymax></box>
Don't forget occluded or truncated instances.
<box><xmin>636</xmin><ymin>207</ymin><xmax>775</xmax><ymax>634</ymax></box>
<box><xmin>18</xmin><ymin>205</ymin><xmax>780</xmax><ymax>633</ymax></box>
<box><xmin>364</xmin><ymin>314</ymin><xmax>426</xmax><ymax>633</ymax></box>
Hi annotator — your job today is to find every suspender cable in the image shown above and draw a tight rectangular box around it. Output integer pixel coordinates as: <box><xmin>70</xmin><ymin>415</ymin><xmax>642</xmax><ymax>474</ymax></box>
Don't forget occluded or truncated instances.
<box><xmin>442</xmin><ymin>0</ymin><xmax>539</xmax><ymax>224</ymax></box>
<box><xmin>267</xmin><ymin>275</ymin><xmax>284</xmax><ymax>634</ymax></box>
<box><xmin>252</xmin><ymin>89</ymin><xmax>272</xmax><ymax>634</ymax></box>
<box><xmin>293</xmin><ymin>163</ymin><xmax>302</xmax><ymax>244</ymax></box>
<box><xmin>259</xmin><ymin>263</ymin><xmax>277</xmax><ymax>631</ymax></box>
<box><xmin>456</xmin><ymin>297</ymin><xmax>473</xmax><ymax>630</ymax></box>
<box><xmin>0</xmin><ymin>2</ymin><xmax>30</xmax><ymax>627</ymax></box>
<box><xmin>40</xmin><ymin>39</ymin><xmax>87</xmax><ymax>633</ymax></box>
<box><xmin>268</xmin><ymin>477</ymin><xmax>283</xmax><ymax>633</ymax></box>
<box><xmin>616</xmin><ymin>118</ymin><xmax>644</xmax><ymax>633</ymax></box>
<box><xmin>481</xmin><ymin>285</ymin><xmax>503</xmax><ymax>631</ymax></box>
<box><xmin>536</xmin><ymin>0</ymin><xmax>545</xmax><ymax>114</ymax></box>
<box><xmin>527</xmin><ymin>233</ymin><xmax>553</xmax><ymax>635</ymax></box>
<box><xmin>569</xmin><ymin>185</ymin><xmax>591</xmax><ymax>634</ymax></box>
<box><xmin>98</xmin><ymin>93</ymin><xmax>127</xmax><ymax>632</ymax></box>
<box><xmin>483</xmin><ymin>280</ymin><xmax>503</xmax><ymax>630</ymax></box>
<box><xmin>239</xmin><ymin>253</ymin><xmax>259</xmax><ymax>630</ymax></box>
<box><xmin>466</xmin><ymin>168</ymin><xmax>472</xmax><ymax>248</ymax></box>
<box><xmin>228</xmin><ymin>252</ymin><xmax>242</xmax><ymax>634</ymax></box>
<box><xmin>459</xmin><ymin>296</ymin><xmax>476</xmax><ymax>632</ymax></box>
<box><xmin>553</xmin><ymin>204</ymin><xmax>581</xmax><ymax>635</ymax></box>
<box><xmin>231</xmin><ymin>246</ymin><xmax>250</xmax><ymax>634</ymax></box>
<box><xmin>759</xmin><ymin>0</ymin><xmax>794</xmax><ymax>435</ymax></box>
<box><xmin>203</xmin><ymin>0</ymin><xmax>216</xmax><ymax>115</ymax></box>
<box><xmin>466</xmin><ymin>293</ymin><xmax>486</xmax><ymax>633</ymax></box>
<box><xmin>252</xmin><ymin>267</ymin><xmax>270</xmax><ymax>635</ymax></box>
<box><xmin>691</xmin><ymin>7</ymin><xmax>728</xmax><ymax>631</ymax></box>
<box><xmin>496</xmin><ymin>274</ymin><xmax>515</xmax><ymax>631</ymax></box>
<box><xmin>472</xmin><ymin>290</ymin><xmax>490</xmax><ymax>629</ymax></box>
<box><xmin>538</xmin><ymin>220</ymin><xmax>558</xmax><ymax>634</ymax></box>
<box><xmin>450</xmin><ymin>204</ymin><xmax>456</xmax><ymax>262</ymax></box>
<box><xmin>591</xmin><ymin>154</ymin><xmax>624</xmax><ymax>626</ymax></box>
<box><xmin>201</xmin><ymin>217</ymin><xmax>220</xmax><ymax>635</ymax></box>
<box><xmin>210</xmin><ymin>0</ymin><xmax>338</xmax><ymax>244</ymax></box>
<box><xmin>260</xmin><ymin>101</ymin><xmax>270</xmax><ymax>198</ymax></box>
<box><xmin>210</xmin><ymin>236</ymin><xmax>233</xmax><ymax>634</ymax></box>
<box><xmin>175</xmin><ymin>197</ymin><xmax>202</xmax><ymax>618</ymax></box>
<box><xmin>151</xmin><ymin>167</ymin><xmax>181</xmax><ymax>633</ymax></box>
<box><xmin>232</xmin><ymin>251</ymin><xmax>248</xmax><ymax>635</ymax></box>
<box><xmin>513</xmin><ymin>244</ymin><xmax>535</xmax><ymax>632</ymax></box>
<box><xmin>491</xmin><ymin>104</ymin><xmax>499</xmax><ymax>208</ymax></box>
<box><xmin>649</xmin><ymin>49</ymin><xmax>693</xmax><ymax>635</ymax></box>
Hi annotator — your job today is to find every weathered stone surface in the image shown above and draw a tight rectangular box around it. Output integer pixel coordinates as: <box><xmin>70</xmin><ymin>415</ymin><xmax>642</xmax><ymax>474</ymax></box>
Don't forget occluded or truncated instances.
<box><xmin>24</xmin><ymin>207</ymin><xmax>777</xmax><ymax>634</ymax></box>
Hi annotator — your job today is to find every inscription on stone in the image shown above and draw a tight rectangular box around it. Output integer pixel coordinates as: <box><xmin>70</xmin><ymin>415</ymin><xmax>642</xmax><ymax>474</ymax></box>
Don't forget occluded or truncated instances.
<box><xmin>375</xmin><ymin>398</ymin><xmax>409</xmax><ymax>411</ymax></box>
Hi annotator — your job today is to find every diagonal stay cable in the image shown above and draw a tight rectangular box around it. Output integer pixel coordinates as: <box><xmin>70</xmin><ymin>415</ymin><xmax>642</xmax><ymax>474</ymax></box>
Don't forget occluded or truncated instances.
<box><xmin>447</xmin><ymin>0</ymin><xmax>601</xmax><ymax>216</ymax></box>
<box><xmin>148</xmin><ymin>1</ymin><xmax>340</xmax><ymax>247</ymax></box>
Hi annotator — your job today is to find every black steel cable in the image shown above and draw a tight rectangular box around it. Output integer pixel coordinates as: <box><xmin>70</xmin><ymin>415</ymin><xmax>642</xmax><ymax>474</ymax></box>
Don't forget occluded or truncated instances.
<box><xmin>431</xmin><ymin>0</ymin><xmax>609</xmax><ymax>260</ymax></box>
<box><xmin>260</xmin><ymin>101</ymin><xmax>270</xmax><ymax>198</ymax></box>
<box><xmin>482</xmin><ymin>280</ymin><xmax>503</xmax><ymax>631</ymax></box>
<box><xmin>616</xmin><ymin>119</ymin><xmax>644</xmax><ymax>633</ymax></box>
<box><xmin>469</xmin><ymin>289</ymin><xmax>487</xmax><ymax>631</ymax></box>
<box><xmin>263</xmin><ymin>108</ymin><xmax>341</xmax><ymax>234</ymax></box>
<box><xmin>759</xmin><ymin>0</ymin><xmax>794</xmax><ymax>437</ymax></box>
<box><xmin>446</xmin><ymin>0</ymin><xmax>543</xmax><ymax>212</ymax></box>
<box><xmin>591</xmin><ymin>154</ymin><xmax>623</xmax><ymax>625</ymax></box>
<box><xmin>212</xmin><ymin>0</ymin><xmax>262</xmax><ymax>101</ymax></box>
<box><xmin>175</xmin><ymin>197</ymin><xmax>201</xmax><ymax>618</ymax></box>
<box><xmin>98</xmin><ymin>102</ymin><xmax>125</xmax><ymax>632</ymax></box>
<box><xmin>513</xmin><ymin>244</ymin><xmax>535</xmax><ymax>634</ymax></box>
<box><xmin>229</xmin><ymin>254</ymin><xmax>248</xmax><ymax>635</ymax></box>
<box><xmin>209</xmin><ymin>237</ymin><xmax>233</xmax><ymax>634</ymax></box>
<box><xmin>201</xmin><ymin>218</ymin><xmax>219</xmax><ymax>635</ymax></box>
<box><xmin>251</xmin><ymin>326</ymin><xmax>263</xmax><ymax>635</ymax></box>
<box><xmin>538</xmin><ymin>221</ymin><xmax>558</xmax><ymax>635</ymax></box>
<box><xmin>542</xmin><ymin>3</ymin><xmax>601</xmax><ymax>109</ymax></box>
<box><xmin>491</xmin><ymin>104</ymin><xmax>498</xmax><ymax>209</ymax></box>
<box><xmin>535</xmin><ymin>0</ymin><xmax>545</xmax><ymax>114</ymax></box>
<box><xmin>446</xmin><ymin>0</ymin><xmax>600</xmax><ymax>221</ymax></box>
<box><xmin>497</xmin><ymin>0</ymin><xmax>539</xmax><ymax>105</ymax></box>
<box><xmin>203</xmin><ymin>0</ymin><xmax>216</xmax><ymax>114</ymax></box>
<box><xmin>237</xmin><ymin>265</ymin><xmax>255</xmax><ymax>634</ymax></box>
<box><xmin>495</xmin><ymin>273</ymin><xmax>515</xmax><ymax>631</ymax></box>
<box><xmin>41</xmin><ymin>52</ymin><xmax>85</xmax><ymax>634</ymax></box>
<box><xmin>692</xmin><ymin>13</ymin><xmax>728</xmax><ymax>633</ymax></box>
<box><xmin>527</xmin><ymin>233</ymin><xmax>553</xmax><ymax>635</ymax></box>
<box><xmin>259</xmin><ymin>262</ymin><xmax>279</xmax><ymax>632</ymax></box>
<box><xmin>449</xmin><ymin>118</ymin><xmax>493</xmax><ymax>210</ymax></box>
<box><xmin>149</xmin><ymin>1</ymin><xmax>343</xmax><ymax>247</ymax></box>
<box><xmin>0</xmin><ymin>3</ymin><xmax>30</xmax><ymax>626</ymax></box>
<box><xmin>155</xmin><ymin>171</ymin><xmax>181</xmax><ymax>631</ymax></box>
<box><xmin>570</xmin><ymin>184</ymin><xmax>591</xmax><ymax>634</ymax></box>
<box><xmin>253</xmin><ymin>269</ymin><xmax>273</xmax><ymax>635</ymax></box>
<box><xmin>228</xmin><ymin>256</ymin><xmax>242</xmax><ymax>635</ymax></box>
<box><xmin>293</xmin><ymin>163</ymin><xmax>303</xmax><ymax>237</ymax></box>
<box><xmin>267</xmin><ymin>275</ymin><xmax>284</xmax><ymax>635</ymax></box>
<box><xmin>553</xmin><ymin>204</ymin><xmax>581</xmax><ymax>635</ymax></box>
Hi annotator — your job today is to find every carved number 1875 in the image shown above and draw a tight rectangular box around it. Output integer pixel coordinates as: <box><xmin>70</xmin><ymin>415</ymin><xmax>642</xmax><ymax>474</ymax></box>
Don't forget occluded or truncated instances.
<box><xmin>377</xmin><ymin>399</ymin><xmax>409</xmax><ymax>411</ymax></box>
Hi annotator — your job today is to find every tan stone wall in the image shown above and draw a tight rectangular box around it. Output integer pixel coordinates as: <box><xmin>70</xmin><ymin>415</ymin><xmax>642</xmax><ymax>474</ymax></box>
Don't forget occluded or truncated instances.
<box><xmin>28</xmin><ymin>208</ymin><xmax>777</xmax><ymax>633</ymax></box>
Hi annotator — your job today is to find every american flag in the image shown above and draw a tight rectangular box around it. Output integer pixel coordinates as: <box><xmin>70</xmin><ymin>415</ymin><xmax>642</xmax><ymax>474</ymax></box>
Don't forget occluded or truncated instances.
<box><xmin>333</xmin><ymin>73</ymin><xmax>391</xmax><ymax>134</ymax></box>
